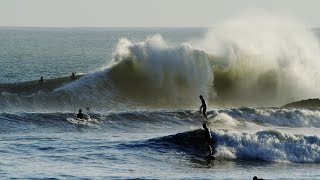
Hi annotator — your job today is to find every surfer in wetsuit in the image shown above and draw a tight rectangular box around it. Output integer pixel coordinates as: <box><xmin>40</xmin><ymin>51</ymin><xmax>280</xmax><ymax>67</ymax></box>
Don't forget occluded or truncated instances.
<box><xmin>77</xmin><ymin>109</ymin><xmax>84</xmax><ymax>119</ymax></box>
<box><xmin>39</xmin><ymin>77</ymin><xmax>45</xmax><ymax>83</ymax></box>
<box><xmin>203</xmin><ymin>123</ymin><xmax>213</xmax><ymax>155</ymax></box>
<box><xmin>199</xmin><ymin>95</ymin><xmax>207</xmax><ymax>119</ymax></box>
<box><xmin>70</xmin><ymin>72</ymin><xmax>76</xmax><ymax>80</ymax></box>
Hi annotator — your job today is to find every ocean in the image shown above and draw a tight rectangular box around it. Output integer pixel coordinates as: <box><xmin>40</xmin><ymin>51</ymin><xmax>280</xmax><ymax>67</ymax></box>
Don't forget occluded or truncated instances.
<box><xmin>0</xmin><ymin>24</ymin><xmax>319</xmax><ymax>179</ymax></box>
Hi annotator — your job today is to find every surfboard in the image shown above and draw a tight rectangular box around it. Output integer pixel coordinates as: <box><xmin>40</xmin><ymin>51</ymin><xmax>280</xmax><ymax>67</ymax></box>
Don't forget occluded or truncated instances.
<box><xmin>66</xmin><ymin>117</ymin><xmax>89</xmax><ymax>125</ymax></box>
<box><xmin>66</xmin><ymin>114</ymin><xmax>100</xmax><ymax>127</ymax></box>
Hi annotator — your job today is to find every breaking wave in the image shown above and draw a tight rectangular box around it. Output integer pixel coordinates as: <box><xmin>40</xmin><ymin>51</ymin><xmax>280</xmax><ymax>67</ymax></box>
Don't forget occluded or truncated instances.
<box><xmin>212</xmin><ymin>129</ymin><xmax>320</xmax><ymax>163</ymax></box>
<box><xmin>147</xmin><ymin>129</ymin><xmax>320</xmax><ymax>163</ymax></box>
<box><xmin>0</xmin><ymin>16</ymin><xmax>320</xmax><ymax>111</ymax></box>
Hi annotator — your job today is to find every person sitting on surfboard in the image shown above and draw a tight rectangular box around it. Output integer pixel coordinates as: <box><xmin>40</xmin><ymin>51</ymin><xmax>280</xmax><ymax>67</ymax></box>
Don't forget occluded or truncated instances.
<box><xmin>39</xmin><ymin>76</ymin><xmax>45</xmax><ymax>83</ymax></box>
<box><xmin>77</xmin><ymin>109</ymin><xmax>84</xmax><ymax>119</ymax></box>
<box><xmin>203</xmin><ymin>124</ymin><xmax>213</xmax><ymax>155</ymax></box>
<box><xmin>70</xmin><ymin>72</ymin><xmax>76</xmax><ymax>80</ymax></box>
<box><xmin>199</xmin><ymin>95</ymin><xmax>207</xmax><ymax>119</ymax></box>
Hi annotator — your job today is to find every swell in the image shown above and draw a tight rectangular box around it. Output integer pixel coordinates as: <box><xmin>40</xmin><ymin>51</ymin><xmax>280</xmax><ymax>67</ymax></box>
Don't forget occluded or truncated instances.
<box><xmin>0</xmin><ymin>74</ymin><xmax>84</xmax><ymax>95</ymax></box>
<box><xmin>0</xmin><ymin>110</ymin><xmax>201</xmax><ymax>133</ymax></box>
<box><xmin>2</xmin><ymin>109</ymin><xmax>319</xmax><ymax>163</ymax></box>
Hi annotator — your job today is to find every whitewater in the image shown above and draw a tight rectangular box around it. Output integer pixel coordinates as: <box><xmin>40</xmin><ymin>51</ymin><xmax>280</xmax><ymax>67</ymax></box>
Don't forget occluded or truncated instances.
<box><xmin>0</xmin><ymin>17</ymin><xmax>319</xmax><ymax>179</ymax></box>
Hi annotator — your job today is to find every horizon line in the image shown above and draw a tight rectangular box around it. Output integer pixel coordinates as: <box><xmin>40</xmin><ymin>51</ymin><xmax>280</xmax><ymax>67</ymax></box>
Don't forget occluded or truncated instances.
<box><xmin>1</xmin><ymin>25</ymin><xmax>320</xmax><ymax>30</ymax></box>
<box><xmin>0</xmin><ymin>25</ymin><xmax>211</xmax><ymax>29</ymax></box>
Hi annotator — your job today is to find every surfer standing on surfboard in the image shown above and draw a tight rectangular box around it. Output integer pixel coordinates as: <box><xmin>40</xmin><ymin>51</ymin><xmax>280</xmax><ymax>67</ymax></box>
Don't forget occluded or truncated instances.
<box><xmin>199</xmin><ymin>95</ymin><xmax>207</xmax><ymax>119</ymax></box>
<box><xmin>203</xmin><ymin>124</ymin><xmax>213</xmax><ymax>155</ymax></box>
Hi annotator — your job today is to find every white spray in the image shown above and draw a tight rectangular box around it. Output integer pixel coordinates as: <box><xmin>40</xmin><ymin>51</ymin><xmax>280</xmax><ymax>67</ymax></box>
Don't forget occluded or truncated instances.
<box><xmin>200</xmin><ymin>15</ymin><xmax>320</xmax><ymax>106</ymax></box>
<box><xmin>112</xmin><ymin>34</ymin><xmax>213</xmax><ymax>106</ymax></box>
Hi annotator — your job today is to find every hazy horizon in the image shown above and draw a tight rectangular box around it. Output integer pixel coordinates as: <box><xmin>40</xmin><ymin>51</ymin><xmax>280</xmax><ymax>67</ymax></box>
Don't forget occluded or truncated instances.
<box><xmin>1</xmin><ymin>0</ymin><xmax>320</xmax><ymax>28</ymax></box>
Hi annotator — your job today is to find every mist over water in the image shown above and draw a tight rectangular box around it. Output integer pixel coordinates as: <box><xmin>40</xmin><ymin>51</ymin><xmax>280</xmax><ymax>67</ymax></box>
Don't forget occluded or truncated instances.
<box><xmin>200</xmin><ymin>15</ymin><xmax>320</xmax><ymax>106</ymax></box>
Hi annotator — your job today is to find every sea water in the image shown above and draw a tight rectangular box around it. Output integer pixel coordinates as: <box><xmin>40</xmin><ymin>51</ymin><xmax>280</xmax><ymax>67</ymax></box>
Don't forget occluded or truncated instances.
<box><xmin>0</xmin><ymin>25</ymin><xmax>319</xmax><ymax>179</ymax></box>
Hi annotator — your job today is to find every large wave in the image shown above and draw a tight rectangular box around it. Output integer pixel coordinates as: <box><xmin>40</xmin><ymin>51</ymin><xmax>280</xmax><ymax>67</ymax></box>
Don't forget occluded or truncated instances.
<box><xmin>1</xmin><ymin>16</ymin><xmax>320</xmax><ymax>111</ymax></box>
<box><xmin>48</xmin><ymin>19</ymin><xmax>320</xmax><ymax>109</ymax></box>
<box><xmin>108</xmin><ymin>34</ymin><xmax>213</xmax><ymax>107</ymax></box>
<box><xmin>0</xmin><ymin>34</ymin><xmax>214</xmax><ymax>111</ymax></box>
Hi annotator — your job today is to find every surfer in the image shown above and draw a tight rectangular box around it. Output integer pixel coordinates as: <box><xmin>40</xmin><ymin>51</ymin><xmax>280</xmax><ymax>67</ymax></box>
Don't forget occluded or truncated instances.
<box><xmin>199</xmin><ymin>95</ymin><xmax>207</xmax><ymax>119</ymax></box>
<box><xmin>203</xmin><ymin>123</ymin><xmax>213</xmax><ymax>155</ymax></box>
<box><xmin>70</xmin><ymin>72</ymin><xmax>76</xmax><ymax>80</ymax></box>
<box><xmin>39</xmin><ymin>76</ymin><xmax>45</xmax><ymax>83</ymax></box>
<box><xmin>77</xmin><ymin>109</ymin><xmax>84</xmax><ymax>119</ymax></box>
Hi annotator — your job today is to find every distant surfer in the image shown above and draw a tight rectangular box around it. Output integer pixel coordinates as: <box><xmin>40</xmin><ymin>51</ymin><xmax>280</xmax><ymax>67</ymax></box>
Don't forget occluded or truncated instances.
<box><xmin>199</xmin><ymin>95</ymin><xmax>207</xmax><ymax>119</ymax></box>
<box><xmin>70</xmin><ymin>72</ymin><xmax>76</xmax><ymax>80</ymax></box>
<box><xmin>39</xmin><ymin>76</ymin><xmax>45</xmax><ymax>83</ymax></box>
<box><xmin>203</xmin><ymin>124</ymin><xmax>213</xmax><ymax>155</ymax></box>
<box><xmin>77</xmin><ymin>109</ymin><xmax>84</xmax><ymax>119</ymax></box>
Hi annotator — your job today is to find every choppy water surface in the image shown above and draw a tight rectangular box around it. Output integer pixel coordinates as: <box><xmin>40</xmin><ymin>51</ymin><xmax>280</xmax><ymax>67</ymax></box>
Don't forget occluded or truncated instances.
<box><xmin>0</xmin><ymin>26</ymin><xmax>320</xmax><ymax>179</ymax></box>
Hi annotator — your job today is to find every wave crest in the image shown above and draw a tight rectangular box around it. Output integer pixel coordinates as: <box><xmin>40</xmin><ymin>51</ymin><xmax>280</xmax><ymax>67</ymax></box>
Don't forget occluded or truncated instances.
<box><xmin>109</xmin><ymin>34</ymin><xmax>213</xmax><ymax>106</ymax></box>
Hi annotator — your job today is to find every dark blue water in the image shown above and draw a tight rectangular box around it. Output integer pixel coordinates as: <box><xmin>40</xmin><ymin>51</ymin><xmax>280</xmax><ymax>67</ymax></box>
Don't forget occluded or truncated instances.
<box><xmin>0</xmin><ymin>27</ymin><xmax>319</xmax><ymax>179</ymax></box>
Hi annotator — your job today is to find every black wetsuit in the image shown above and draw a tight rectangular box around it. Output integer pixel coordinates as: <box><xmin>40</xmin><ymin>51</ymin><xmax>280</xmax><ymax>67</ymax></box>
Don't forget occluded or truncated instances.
<box><xmin>200</xmin><ymin>98</ymin><xmax>207</xmax><ymax>118</ymax></box>
<box><xmin>77</xmin><ymin>113</ymin><xmax>84</xmax><ymax>119</ymax></box>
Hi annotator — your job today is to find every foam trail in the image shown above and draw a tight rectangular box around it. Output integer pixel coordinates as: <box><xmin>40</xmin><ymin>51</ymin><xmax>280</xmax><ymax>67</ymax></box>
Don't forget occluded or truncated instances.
<box><xmin>223</xmin><ymin>108</ymin><xmax>320</xmax><ymax>128</ymax></box>
<box><xmin>213</xmin><ymin>129</ymin><xmax>320</xmax><ymax>163</ymax></box>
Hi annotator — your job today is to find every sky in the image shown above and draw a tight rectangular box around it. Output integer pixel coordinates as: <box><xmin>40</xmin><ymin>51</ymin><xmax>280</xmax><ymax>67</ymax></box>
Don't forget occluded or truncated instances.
<box><xmin>1</xmin><ymin>0</ymin><xmax>320</xmax><ymax>27</ymax></box>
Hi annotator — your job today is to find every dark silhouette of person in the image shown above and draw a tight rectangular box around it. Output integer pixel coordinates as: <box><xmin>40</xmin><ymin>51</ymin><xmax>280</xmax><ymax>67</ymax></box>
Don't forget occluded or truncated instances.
<box><xmin>203</xmin><ymin>124</ymin><xmax>213</xmax><ymax>155</ymax></box>
<box><xmin>70</xmin><ymin>72</ymin><xmax>76</xmax><ymax>80</ymax></box>
<box><xmin>199</xmin><ymin>95</ymin><xmax>207</xmax><ymax>119</ymax></box>
<box><xmin>39</xmin><ymin>77</ymin><xmax>45</xmax><ymax>83</ymax></box>
<box><xmin>77</xmin><ymin>109</ymin><xmax>84</xmax><ymax>119</ymax></box>
<box><xmin>253</xmin><ymin>176</ymin><xmax>264</xmax><ymax>180</ymax></box>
